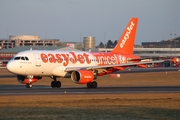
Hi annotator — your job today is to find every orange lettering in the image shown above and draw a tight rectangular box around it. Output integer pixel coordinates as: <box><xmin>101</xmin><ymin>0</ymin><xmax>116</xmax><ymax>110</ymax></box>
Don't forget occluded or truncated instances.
<box><xmin>48</xmin><ymin>54</ymin><xmax>56</xmax><ymax>63</ymax></box>
<box><xmin>69</xmin><ymin>52</ymin><xmax>77</xmax><ymax>64</ymax></box>
<box><xmin>55</xmin><ymin>54</ymin><xmax>63</xmax><ymax>63</ymax></box>
<box><xmin>41</xmin><ymin>53</ymin><xmax>48</xmax><ymax>63</ymax></box>
<box><xmin>61</xmin><ymin>54</ymin><xmax>69</xmax><ymax>66</ymax></box>
<box><xmin>78</xmin><ymin>54</ymin><xmax>84</xmax><ymax>64</ymax></box>
<box><xmin>83</xmin><ymin>53</ymin><xmax>91</xmax><ymax>64</ymax></box>
<box><xmin>40</xmin><ymin>52</ymin><xmax>92</xmax><ymax>66</ymax></box>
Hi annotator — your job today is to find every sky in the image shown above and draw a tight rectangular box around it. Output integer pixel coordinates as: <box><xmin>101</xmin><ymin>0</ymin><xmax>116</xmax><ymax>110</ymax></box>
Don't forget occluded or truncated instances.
<box><xmin>0</xmin><ymin>0</ymin><xmax>179</xmax><ymax>45</ymax></box>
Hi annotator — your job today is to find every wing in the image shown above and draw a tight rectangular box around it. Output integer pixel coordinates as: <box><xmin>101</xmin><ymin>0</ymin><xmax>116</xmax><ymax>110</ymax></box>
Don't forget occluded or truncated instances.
<box><xmin>65</xmin><ymin>60</ymin><xmax>164</xmax><ymax>72</ymax></box>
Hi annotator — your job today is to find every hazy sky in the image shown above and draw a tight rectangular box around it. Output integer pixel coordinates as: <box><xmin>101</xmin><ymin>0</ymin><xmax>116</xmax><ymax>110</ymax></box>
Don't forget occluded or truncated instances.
<box><xmin>0</xmin><ymin>0</ymin><xmax>179</xmax><ymax>45</ymax></box>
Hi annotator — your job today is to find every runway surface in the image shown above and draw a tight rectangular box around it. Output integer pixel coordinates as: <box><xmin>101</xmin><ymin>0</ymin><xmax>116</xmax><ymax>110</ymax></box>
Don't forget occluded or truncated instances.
<box><xmin>0</xmin><ymin>85</ymin><xmax>180</xmax><ymax>96</ymax></box>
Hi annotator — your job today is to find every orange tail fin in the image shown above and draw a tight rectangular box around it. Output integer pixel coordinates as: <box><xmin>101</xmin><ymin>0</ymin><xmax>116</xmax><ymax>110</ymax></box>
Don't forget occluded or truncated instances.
<box><xmin>111</xmin><ymin>18</ymin><xmax>138</xmax><ymax>54</ymax></box>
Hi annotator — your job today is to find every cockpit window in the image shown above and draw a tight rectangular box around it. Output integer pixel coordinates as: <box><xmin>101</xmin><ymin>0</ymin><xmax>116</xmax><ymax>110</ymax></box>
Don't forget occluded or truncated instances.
<box><xmin>14</xmin><ymin>57</ymin><xmax>20</xmax><ymax>60</ymax></box>
<box><xmin>14</xmin><ymin>56</ymin><xmax>29</xmax><ymax>61</ymax></box>
<box><xmin>25</xmin><ymin>57</ymin><xmax>29</xmax><ymax>60</ymax></box>
<box><xmin>21</xmin><ymin>57</ymin><xmax>25</xmax><ymax>60</ymax></box>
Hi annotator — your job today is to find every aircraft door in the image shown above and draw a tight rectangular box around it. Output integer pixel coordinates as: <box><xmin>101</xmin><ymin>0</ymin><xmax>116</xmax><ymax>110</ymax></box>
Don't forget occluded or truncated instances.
<box><xmin>33</xmin><ymin>53</ymin><xmax>41</xmax><ymax>67</ymax></box>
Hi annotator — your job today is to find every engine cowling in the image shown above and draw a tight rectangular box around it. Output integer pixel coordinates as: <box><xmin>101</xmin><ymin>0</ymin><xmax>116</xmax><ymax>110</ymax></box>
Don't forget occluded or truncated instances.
<box><xmin>17</xmin><ymin>75</ymin><xmax>41</xmax><ymax>84</ymax></box>
<box><xmin>173</xmin><ymin>57</ymin><xmax>180</xmax><ymax>63</ymax></box>
<box><xmin>71</xmin><ymin>70</ymin><xmax>94</xmax><ymax>84</ymax></box>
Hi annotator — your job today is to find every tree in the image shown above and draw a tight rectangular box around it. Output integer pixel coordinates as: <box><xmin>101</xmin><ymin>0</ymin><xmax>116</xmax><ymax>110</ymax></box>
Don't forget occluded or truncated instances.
<box><xmin>113</xmin><ymin>40</ymin><xmax>118</xmax><ymax>47</ymax></box>
<box><xmin>106</xmin><ymin>40</ymin><xmax>114</xmax><ymax>48</ymax></box>
<box><xmin>97</xmin><ymin>42</ymin><xmax>105</xmax><ymax>48</ymax></box>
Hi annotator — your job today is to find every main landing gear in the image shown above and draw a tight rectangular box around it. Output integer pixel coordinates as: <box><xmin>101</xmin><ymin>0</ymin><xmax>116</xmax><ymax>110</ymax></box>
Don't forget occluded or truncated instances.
<box><xmin>87</xmin><ymin>81</ymin><xmax>97</xmax><ymax>88</ymax></box>
<box><xmin>51</xmin><ymin>76</ymin><xmax>61</xmax><ymax>88</ymax></box>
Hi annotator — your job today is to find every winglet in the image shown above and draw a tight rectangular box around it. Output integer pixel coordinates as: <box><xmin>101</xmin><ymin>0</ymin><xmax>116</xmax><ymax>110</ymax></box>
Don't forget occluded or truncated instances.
<box><xmin>111</xmin><ymin>18</ymin><xmax>138</xmax><ymax>55</ymax></box>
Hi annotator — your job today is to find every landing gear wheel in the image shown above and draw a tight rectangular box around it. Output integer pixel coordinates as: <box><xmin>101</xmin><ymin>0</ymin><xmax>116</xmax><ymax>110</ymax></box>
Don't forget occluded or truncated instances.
<box><xmin>51</xmin><ymin>81</ymin><xmax>61</xmax><ymax>88</ymax></box>
<box><xmin>87</xmin><ymin>82</ymin><xmax>91</xmax><ymax>88</ymax></box>
<box><xmin>56</xmin><ymin>81</ymin><xmax>61</xmax><ymax>88</ymax></box>
<box><xmin>91</xmin><ymin>81</ymin><xmax>97</xmax><ymax>88</ymax></box>
<box><xmin>51</xmin><ymin>81</ymin><xmax>56</xmax><ymax>88</ymax></box>
<box><xmin>26</xmin><ymin>83</ymin><xmax>32</xmax><ymax>88</ymax></box>
<box><xmin>87</xmin><ymin>81</ymin><xmax>97</xmax><ymax>88</ymax></box>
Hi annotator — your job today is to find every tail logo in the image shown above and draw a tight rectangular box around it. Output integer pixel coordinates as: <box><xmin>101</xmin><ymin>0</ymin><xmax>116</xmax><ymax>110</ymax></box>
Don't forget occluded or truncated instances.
<box><xmin>120</xmin><ymin>21</ymin><xmax>135</xmax><ymax>48</ymax></box>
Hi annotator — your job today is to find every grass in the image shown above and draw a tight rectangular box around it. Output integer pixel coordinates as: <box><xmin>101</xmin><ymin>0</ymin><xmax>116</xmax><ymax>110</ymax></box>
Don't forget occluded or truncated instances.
<box><xmin>0</xmin><ymin>94</ymin><xmax>180</xmax><ymax>120</ymax></box>
<box><xmin>1</xmin><ymin>69</ymin><xmax>180</xmax><ymax>119</ymax></box>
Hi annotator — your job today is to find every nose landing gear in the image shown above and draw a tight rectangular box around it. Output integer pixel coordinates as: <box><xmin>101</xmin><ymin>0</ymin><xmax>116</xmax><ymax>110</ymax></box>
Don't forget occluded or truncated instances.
<box><xmin>26</xmin><ymin>83</ymin><xmax>32</xmax><ymax>88</ymax></box>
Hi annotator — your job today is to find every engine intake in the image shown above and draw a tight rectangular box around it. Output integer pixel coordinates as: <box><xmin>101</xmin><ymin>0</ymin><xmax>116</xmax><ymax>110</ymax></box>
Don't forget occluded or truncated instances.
<box><xmin>71</xmin><ymin>70</ymin><xmax>94</xmax><ymax>84</ymax></box>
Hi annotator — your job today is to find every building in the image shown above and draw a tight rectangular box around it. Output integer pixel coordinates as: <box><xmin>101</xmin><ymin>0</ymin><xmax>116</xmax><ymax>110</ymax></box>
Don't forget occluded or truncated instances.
<box><xmin>83</xmin><ymin>36</ymin><xmax>96</xmax><ymax>49</ymax></box>
<box><xmin>0</xmin><ymin>35</ymin><xmax>59</xmax><ymax>49</ymax></box>
<box><xmin>58</xmin><ymin>42</ymin><xmax>83</xmax><ymax>50</ymax></box>
<box><xmin>142</xmin><ymin>36</ymin><xmax>180</xmax><ymax>48</ymax></box>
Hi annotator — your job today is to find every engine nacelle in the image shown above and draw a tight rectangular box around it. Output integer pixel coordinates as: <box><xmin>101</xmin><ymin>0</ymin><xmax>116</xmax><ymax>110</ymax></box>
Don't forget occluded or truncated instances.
<box><xmin>71</xmin><ymin>70</ymin><xmax>94</xmax><ymax>84</ymax></box>
<box><xmin>173</xmin><ymin>57</ymin><xmax>180</xmax><ymax>63</ymax></box>
<box><xmin>17</xmin><ymin>75</ymin><xmax>41</xmax><ymax>84</ymax></box>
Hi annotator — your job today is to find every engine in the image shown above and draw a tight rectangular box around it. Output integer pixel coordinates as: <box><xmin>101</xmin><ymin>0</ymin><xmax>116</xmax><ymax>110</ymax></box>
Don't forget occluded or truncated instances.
<box><xmin>173</xmin><ymin>57</ymin><xmax>180</xmax><ymax>63</ymax></box>
<box><xmin>17</xmin><ymin>75</ymin><xmax>42</xmax><ymax>84</ymax></box>
<box><xmin>71</xmin><ymin>70</ymin><xmax>95</xmax><ymax>84</ymax></box>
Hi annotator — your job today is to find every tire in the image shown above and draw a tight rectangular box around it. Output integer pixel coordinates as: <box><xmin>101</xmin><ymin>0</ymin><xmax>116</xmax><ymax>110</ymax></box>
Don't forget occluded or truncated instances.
<box><xmin>51</xmin><ymin>81</ymin><xmax>55</xmax><ymax>88</ymax></box>
<box><xmin>26</xmin><ymin>83</ymin><xmax>32</xmax><ymax>88</ymax></box>
<box><xmin>56</xmin><ymin>81</ymin><xmax>61</xmax><ymax>88</ymax></box>
<box><xmin>26</xmin><ymin>84</ymin><xmax>29</xmax><ymax>88</ymax></box>
<box><xmin>91</xmin><ymin>81</ymin><xmax>97</xmax><ymax>88</ymax></box>
<box><xmin>29</xmin><ymin>84</ymin><xmax>33</xmax><ymax>88</ymax></box>
<box><xmin>87</xmin><ymin>82</ymin><xmax>91</xmax><ymax>88</ymax></box>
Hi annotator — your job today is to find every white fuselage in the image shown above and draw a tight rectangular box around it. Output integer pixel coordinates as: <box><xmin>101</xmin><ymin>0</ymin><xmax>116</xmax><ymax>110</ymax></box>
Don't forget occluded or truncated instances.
<box><xmin>7</xmin><ymin>49</ymin><xmax>134</xmax><ymax>77</ymax></box>
<box><xmin>7</xmin><ymin>50</ymin><xmax>100</xmax><ymax>76</ymax></box>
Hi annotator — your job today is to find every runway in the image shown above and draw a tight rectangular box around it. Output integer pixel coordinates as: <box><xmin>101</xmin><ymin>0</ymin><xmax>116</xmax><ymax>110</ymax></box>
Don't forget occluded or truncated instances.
<box><xmin>0</xmin><ymin>86</ymin><xmax>180</xmax><ymax>96</ymax></box>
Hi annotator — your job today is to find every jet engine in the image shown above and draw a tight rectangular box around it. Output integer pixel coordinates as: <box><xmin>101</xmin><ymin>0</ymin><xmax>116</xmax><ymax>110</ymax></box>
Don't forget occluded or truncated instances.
<box><xmin>173</xmin><ymin>57</ymin><xmax>180</xmax><ymax>63</ymax></box>
<box><xmin>17</xmin><ymin>75</ymin><xmax>42</xmax><ymax>84</ymax></box>
<box><xmin>71</xmin><ymin>70</ymin><xmax>95</xmax><ymax>84</ymax></box>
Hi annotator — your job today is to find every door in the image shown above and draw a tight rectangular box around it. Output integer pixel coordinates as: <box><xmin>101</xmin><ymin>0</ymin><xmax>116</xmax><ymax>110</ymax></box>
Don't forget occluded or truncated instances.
<box><xmin>33</xmin><ymin>53</ymin><xmax>41</xmax><ymax>67</ymax></box>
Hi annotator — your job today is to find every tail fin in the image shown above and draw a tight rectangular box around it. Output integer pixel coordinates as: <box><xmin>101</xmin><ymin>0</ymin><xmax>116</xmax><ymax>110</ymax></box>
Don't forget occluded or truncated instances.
<box><xmin>111</xmin><ymin>18</ymin><xmax>138</xmax><ymax>54</ymax></box>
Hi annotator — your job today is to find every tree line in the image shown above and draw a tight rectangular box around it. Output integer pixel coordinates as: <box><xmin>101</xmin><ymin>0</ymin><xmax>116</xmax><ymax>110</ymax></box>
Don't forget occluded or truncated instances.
<box><xmin>97</xmin><ymin>40</ymin><xmax>118</xmax><ymax>48</ymax></box>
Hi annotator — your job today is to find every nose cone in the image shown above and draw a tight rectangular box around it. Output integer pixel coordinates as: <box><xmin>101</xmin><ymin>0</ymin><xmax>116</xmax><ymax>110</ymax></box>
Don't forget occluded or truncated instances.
<box><xmin>6</xmin><ymin>61</ymin><xmax>17</xmax><ymax>74</ymax></box>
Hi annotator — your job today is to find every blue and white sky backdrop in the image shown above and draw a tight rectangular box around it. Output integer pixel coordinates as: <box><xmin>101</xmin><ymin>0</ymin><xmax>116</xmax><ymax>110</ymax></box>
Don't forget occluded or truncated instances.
<box><xmin>0</xmin><ymin>0</ymin><xmax>179</xmax><ymax>45</ymax></box>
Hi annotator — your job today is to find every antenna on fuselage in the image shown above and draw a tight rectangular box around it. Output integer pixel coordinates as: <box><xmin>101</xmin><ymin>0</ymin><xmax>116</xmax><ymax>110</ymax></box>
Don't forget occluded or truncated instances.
<box><xmin>30</xmin><ymin>47</ymin><xmax>32</xmax><ymax>51</ymax></box>
<box><xmin>89</xmin><ymin>48</ymin><xmax>91</xmax><ymax>52</ymax></box>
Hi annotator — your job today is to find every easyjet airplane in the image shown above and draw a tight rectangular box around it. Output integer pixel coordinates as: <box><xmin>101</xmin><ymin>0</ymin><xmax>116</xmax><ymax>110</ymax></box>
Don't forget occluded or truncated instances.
<box><xmin>6</xmin><ymin>18</ymin><xmax>164</xmax><ymax>88</ymax></box>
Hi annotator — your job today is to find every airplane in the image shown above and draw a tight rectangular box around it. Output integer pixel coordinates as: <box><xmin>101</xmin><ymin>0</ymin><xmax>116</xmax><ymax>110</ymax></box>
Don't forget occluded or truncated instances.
<box><xmin>6</xmin><ymin>18</ymin><xmax>164</xmax><ymax>88</ymax></box>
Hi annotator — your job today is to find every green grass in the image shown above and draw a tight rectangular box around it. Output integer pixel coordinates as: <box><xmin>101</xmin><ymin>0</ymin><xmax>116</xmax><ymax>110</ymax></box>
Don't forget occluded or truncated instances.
<box><xmin>0</xmin><ymin>105</ymin><xmax>180</xmax><ymax>120</ymax></box>
<box><xmin>0</xmin><ymin>94</ymin><xmax>180</xmax><ymax>120</ymax></box>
